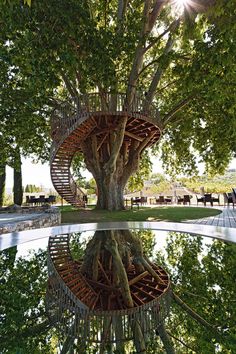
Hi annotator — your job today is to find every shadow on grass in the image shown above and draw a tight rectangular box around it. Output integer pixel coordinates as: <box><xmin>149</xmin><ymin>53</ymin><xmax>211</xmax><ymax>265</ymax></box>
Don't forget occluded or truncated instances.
<box><xmin>59</xmin><ymin>206</ymin><xmax>222</xmax><ymax>224</ymax></box>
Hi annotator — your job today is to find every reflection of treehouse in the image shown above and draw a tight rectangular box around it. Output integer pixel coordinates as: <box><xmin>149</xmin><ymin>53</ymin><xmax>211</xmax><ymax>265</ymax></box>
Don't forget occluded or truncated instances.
<box><xmin>50</xmin><ymin>93</ymin><xmax>162</xmax><ymax>207</ymax></box>
<box><xmin>46</xmin><ymin>233</ymin><xmax>171</xmax><ymax>347</ymax></box>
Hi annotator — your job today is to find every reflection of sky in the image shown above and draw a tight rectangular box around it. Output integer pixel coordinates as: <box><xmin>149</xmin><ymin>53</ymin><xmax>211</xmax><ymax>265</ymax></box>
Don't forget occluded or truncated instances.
<box><xmin>15</xmin><ymin>231</ymin><xmax>96</xmax><ymax>259</ymax></box>
<box><xmin>15</xmin><ymin>230</ymin><xmax>216</xmax><ymax>260</ymax></box>
<box><xmin>151</xmin><ymin>230</ymin><xmax>214</xmax><ymax>261</ymax></box>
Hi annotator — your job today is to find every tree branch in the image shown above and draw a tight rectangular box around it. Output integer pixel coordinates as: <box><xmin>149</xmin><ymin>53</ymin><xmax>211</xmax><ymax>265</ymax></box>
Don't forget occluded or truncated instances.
<box><xmin>163</xmin><ymin>95</ymin><xmax>194</xmax><ymax>125</ymax></box>
<box><xmin>172</xmin><ymin>292</ymin><xmax>217</xmax><ymax>332</ymax></box>
<box><xmin>144</xmin><ymin>19</ymin><xmax>180</xmax><ymax>54</ymax></box>
<box><xmin>61</xmin><ymin>71</ymin><xmax>78</xmax><ymax>100</ymax></box>
<box><xmin>143</xmin><ymin>20</ymin><xmax>180</xmax><ymax>112</ymax></box>
<box><xmin>104</xmin><ymin>116</ymin><xmax>127</xmax><ymax>175</ymax></box>
<box><xmin>148</xmin><ymin>0</ymin><xmax>166</xmax><ymax>31</ymax></box>
<box><xmin>126</xmin><ymin>1</ymin><xmax>165</xmax><ymax>106</ymax></box>
<box><xmin>137</xmin><ymin>131</ymin><xmax>157</xmax><ymax>154</ymax></box>
<box><xmin>166</xmin><ymin>330</ymin><xmax>197</xmax><ymax>352</ymax></box>
<box><xmin>138</xmin><ymin>58</ymin><xmax>160</xmax><ymax>78</ymax></box>
<box><xmin>117</xmin><ymin>0</ymin><xmax>128</xmax><ymax>21</ymax></box>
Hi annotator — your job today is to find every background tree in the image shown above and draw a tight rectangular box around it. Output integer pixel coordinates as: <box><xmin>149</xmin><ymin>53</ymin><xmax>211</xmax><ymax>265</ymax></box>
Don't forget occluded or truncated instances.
<box><xmin>0</xmin><ymin>39</ymin><xmax>53</xmax><ymax>205</ymax></box>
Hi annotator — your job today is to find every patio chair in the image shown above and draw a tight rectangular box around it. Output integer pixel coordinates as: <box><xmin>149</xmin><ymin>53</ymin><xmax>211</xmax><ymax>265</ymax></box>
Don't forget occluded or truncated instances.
<box><xmin>232</xmin><ymin>188</ymin><xmax>236</xmax><ymax>198</ymax></box>
<box><xmin>203</xmin><ymin>193</ymin><xmax>213</xmax><ymax>206</ymax></box>
<box><xmin>183</xmin><ymin>195</ymin><xmax>191</xmax><ymax>205</ymax></box>
<box><xmin>165</xmin><ymin>196</ymin><xmax>172</xmax><ymax>204</ymax></box>
<box><xmin>38</xmin><ymin>195</ymin><xmax>46</xmax><ymax>205</ymax></box>
<box><xmin>29</xmin><ymin>196</ymin><xmax>37</xmax><ymax>205</ymax></box>
<box><xmin>25</xmin><ymin>195</ymin><xmax>30</xmax><ymax>205</ymax></box>
<box><xmin>223</xmin><ymin>193</ymin><xmax>234</xmax><ymax>208</ymax></box>
<box><xmin>155</xmin><ymin>196</ymin><xmax>165</xmax><ymax>204</ymax></box>
<box><xmin>211</xmin><ymin>194</ymin><xmax>220</xmax><ymax>205</ymax></box>
<box><xmin>46</xmin><ymin>195</ymin><xmax>56</xmax><ymax>204</ymax></box>
<box><xmin>177</xmin><ymin>196</ymin><xmax>184</xmax><ymax>204</ymax></box>
<box><xmin>131</xmin><ymin>197</ymin><xmax>140</xmax><ymax>209</ymax></box>
<box><xmin>196</xmin><ymin>195</ymin><xmax>204</xmax><ymax>205</ymax></box>
<box><xmin>140</xmin><ymin>196</ymin><xmax>147</xmax><ymax>205</ymax></box>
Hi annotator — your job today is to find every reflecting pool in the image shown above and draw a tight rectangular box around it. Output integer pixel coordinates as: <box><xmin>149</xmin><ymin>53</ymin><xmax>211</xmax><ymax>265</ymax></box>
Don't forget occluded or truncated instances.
<box><xmin>1</xmin><ymin>229</ymin><xmax>236</xmax><ymax>353</ymax></box>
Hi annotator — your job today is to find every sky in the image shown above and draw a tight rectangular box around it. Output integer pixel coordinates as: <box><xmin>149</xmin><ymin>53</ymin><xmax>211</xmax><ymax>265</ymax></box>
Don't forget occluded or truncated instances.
<box><xmin>5</xmin><ymin>156</ymin><xmax>236</xmax><ymax>191</ymax></box>
<box><xmin>5</xmin><ymin>156</ymin><xmax>165</xmax><ymax>190</ymax></box>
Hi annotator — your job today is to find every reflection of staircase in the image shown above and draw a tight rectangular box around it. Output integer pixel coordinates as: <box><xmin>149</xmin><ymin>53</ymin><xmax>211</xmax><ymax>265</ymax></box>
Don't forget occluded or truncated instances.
<box><xmin>50</xmin><ymin>93</ymin><xmax>162</xmax><ymax>207</ymax></box>
<box><xmin>47</xmin><ymin>232</ymin><xmax>171</xmax><ymax>345</ymax></box>
<box><xmin>48</xmin><ymin>234</ymin><xmax>170</xmax><ymax>311</ymax></box>
<box><xmin>48</xmin><ymin>234</ymin><xmax>98</xmax><ymax>308</ymax></box>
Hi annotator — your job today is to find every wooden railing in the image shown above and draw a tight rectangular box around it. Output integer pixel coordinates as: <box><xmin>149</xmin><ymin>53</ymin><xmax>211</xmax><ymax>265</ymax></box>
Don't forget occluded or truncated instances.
<box><xmin>50</xmin><ymin>92</ymin><xmax>160</xmax><ymax>144</ymax></box>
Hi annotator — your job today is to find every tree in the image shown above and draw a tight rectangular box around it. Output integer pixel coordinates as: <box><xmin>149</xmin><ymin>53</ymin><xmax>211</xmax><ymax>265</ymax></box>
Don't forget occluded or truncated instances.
<box><xmin>0</xmin><ymin>164</ymin><xmax>6</xmax><ymax>207</ymax></box>
<box><xmin>0</xmin><ymin>0</ymin><xmax>235</xmax><ymax>210</ymax></box>
<box><xmin>13</xmin><ymin>147</ymin><xmax>23</xmax><ymax>205</ymax></box>
<box><xmin>0</xmin><ymin>37</ymin><xmax>53</xmax><ymax>205</ymax></box>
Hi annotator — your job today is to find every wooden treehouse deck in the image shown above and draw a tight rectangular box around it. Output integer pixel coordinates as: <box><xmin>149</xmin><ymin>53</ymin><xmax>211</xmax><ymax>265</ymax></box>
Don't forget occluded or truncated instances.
<box><xmin>50</xmin><ymin>93</ymin><xmax>161</xmax><ymax>208</ymax></box>
<box><xmin>47</xmin><ymin>233</ymin><xmax>171</xmax><ymax>344</ymax></box>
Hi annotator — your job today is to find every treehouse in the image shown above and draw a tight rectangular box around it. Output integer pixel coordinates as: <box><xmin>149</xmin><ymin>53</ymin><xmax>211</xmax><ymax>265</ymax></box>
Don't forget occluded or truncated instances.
<box><xmin>50</xmin><ymin>93</ymin><xmax>162</xmax><ymax>209</ymax></box>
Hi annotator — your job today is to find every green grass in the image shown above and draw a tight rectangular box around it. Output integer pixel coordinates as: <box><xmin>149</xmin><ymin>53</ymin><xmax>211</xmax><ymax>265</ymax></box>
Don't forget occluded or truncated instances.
<box><xmin>59</xmin><ymin>205</ymin><xmax>222</xmax><ymax>224</ymax></box>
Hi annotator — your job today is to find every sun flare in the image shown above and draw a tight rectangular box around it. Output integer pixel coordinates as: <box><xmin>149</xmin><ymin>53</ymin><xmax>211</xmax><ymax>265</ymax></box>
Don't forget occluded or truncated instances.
<box><xmin>171</xmin><ymin>0</ymin><xmax>191</xmax><ymax>14</ymax></box>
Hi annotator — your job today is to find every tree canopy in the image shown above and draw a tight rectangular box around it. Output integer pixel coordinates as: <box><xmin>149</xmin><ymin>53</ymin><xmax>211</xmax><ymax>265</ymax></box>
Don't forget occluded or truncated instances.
<box><xmin>0</xmin><ymin>0</ymin><xmax>235</xmax><ymax>173</ymax></box>
<box><xmin>0</xmin><ymin>0</ymin><xmax>235</xmax><ymax>210</ymax></box>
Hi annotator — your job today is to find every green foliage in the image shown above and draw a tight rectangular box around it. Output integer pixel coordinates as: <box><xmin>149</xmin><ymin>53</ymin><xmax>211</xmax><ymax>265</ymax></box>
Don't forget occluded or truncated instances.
<box><xmin>0</xmin><ymin>247</ymin><xmax>56</xmax><ymax>353</ymax></box>
<box><xmin>0</xmin><ymin>0</ymin><xmax>235</xmax><ymax>193</ymax></box>
<box><xmin>155</xmin><ymin>232</ymin><xmax>236</xmax><ymax>352</ymax></box>
<box><xmin>132</xmin><ymin>230</ymin><xmax>156</xmax><ymax>259</ymax></box>
<box><xmin>128</xmin><ymin>151</ymin><xmax>152</xmax><ymax>192</ymax></box>
<box><xmin>0</xmin><ymin>164</ymin><xmax>6</xmax><ymax>207</ymax></box>
<box><xmin>179</xmin><ymin>171</ymin><xmax>236</xmax><ymax>193</ymax></box>
<box><xmin>24</xmin><ymin>184</ymin><xmax>43</xmax><ymax>193</ymax></box>
<box><xmin>150</xmin><ymin>180</ymin><xmax>173</xmax><ymax>195</ymax></box>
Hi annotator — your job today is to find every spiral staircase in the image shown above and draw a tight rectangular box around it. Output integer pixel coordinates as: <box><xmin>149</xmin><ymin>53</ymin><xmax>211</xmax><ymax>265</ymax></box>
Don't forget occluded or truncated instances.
<box><xmin>50</xmin><ymin>93</ymin><xmax>162</xmax><ymax>207</ymax></box>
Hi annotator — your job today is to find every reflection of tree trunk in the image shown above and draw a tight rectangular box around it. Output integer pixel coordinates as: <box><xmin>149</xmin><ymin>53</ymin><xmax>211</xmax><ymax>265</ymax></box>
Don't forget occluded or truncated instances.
<box><xmin>13</xmin><ymin>148</ymin><xmax>23</xmax><ymax>206</ymax></box>
<box><xmin>79</xmin><ymin>229</ymin><xmax>169</xmax><ymax>353</ymax></box>
<box><xmin>0</xmin><ymin>162</ymin><xmax>6</xmax><ymax>207</ymax></box>
<box><xmin>158</xmin><ymin>322</ymin><xmax>176</xmax><ymax>354</ymax></box>
<box><xmin>60</xmin><ymin>336</ymin><xmax>75</xmax><ymax>354</ymax></box>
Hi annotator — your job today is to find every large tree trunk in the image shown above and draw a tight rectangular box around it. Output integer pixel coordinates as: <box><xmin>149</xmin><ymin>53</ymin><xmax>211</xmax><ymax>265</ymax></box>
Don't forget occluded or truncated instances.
<box><xmin>13</xmin><ymin>148</ymin><xmax>23</xmax><ymax>206</ymax></box>
<box><xmin>0</xmin><ymin>163</ymin><xmax>6</xmax><ymax>207</ymax></box>
<box><xmin>80</xmin><ymin>115</ymin><xmax>153</xmax><ymax>211</ymax></box>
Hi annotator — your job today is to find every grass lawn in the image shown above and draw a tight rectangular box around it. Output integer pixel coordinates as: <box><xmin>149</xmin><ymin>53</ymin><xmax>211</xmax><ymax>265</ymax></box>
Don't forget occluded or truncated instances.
<box><xmin>59</xmin><ymin>205</ymin><xmax>222</xmax><ymax>224</ymax></box>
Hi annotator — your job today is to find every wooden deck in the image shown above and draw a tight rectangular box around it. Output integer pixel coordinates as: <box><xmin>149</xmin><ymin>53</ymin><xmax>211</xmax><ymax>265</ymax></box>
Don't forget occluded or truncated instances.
<box><xmin>186</xmin><ymin>207</ymin><xmax>236</xmax><ymax>228</ymax></box>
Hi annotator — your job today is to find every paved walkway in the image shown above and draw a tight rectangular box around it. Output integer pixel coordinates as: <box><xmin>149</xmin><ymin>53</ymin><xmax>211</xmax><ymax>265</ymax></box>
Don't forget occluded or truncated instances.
<box><xmin>186</xmin><ymin>207</ymin><xmax>236</xmax><ymax>228</ymax></box>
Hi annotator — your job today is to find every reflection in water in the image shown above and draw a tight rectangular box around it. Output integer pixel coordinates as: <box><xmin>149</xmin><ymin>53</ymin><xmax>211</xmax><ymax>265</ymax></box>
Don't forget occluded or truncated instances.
<box><xmin>47</xmin><ymin>230</ymin><xmax>171</xmax><ymax>353</ymax></box>
<box><xmin>0</xmin><ymin>230</ymin><xmax>235</xmax><ymax>353</ymax></box>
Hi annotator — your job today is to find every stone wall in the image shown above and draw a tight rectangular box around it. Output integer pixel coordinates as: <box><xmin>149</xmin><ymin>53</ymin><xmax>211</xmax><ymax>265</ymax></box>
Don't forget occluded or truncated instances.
<box><xmin>0</xmin><ymin>208</ymin><xmax>61</xmax><ymax>234</ymax></box>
